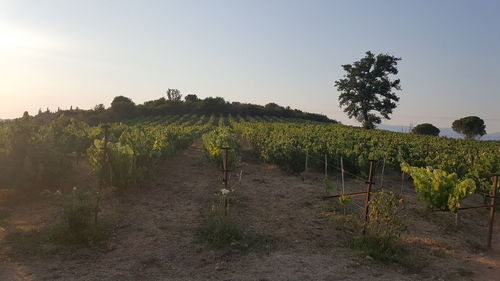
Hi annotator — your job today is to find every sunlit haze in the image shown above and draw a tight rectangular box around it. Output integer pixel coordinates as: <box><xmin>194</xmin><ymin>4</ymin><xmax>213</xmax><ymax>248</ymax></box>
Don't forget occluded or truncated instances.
<box><xmin>0</xmin><ymin>0</ymin><xmax>499</xmax><ymax>132</ymax></box>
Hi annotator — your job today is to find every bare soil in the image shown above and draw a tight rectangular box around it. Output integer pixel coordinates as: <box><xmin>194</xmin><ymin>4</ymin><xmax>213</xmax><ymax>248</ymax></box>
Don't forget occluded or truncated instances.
<box><xmin>1</xmin><ymin>139</ymin><xmax>500</xmax><ymax>281</ymax></box>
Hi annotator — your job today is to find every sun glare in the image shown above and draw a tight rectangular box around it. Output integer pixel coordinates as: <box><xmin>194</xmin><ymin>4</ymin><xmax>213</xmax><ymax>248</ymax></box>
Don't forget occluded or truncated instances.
<box><xmin>0</xmin><ymin>24</ymin><xmax>56</xmax><ymax>52</ymax></box>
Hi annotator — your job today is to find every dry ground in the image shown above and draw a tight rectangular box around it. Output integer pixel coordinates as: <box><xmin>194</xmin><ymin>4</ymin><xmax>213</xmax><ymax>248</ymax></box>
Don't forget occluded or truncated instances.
<box><xmin>1</xmin><ymin>139</ymin><xmax>500</xmax><ymax>281</ymax></box>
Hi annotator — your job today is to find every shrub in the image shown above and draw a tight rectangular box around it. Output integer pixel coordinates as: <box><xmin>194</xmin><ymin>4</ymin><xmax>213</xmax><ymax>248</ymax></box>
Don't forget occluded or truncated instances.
<box><xmin>60</xmin><ymin>187</ymin><xmax>97</xmax><ymax>233</ymax></box>
<box><xmin>402</xmin><ymin>164</ymin><xmax>476</xmax><ymax>212</ymax></box>
<box><xmin>366</xmin><ymin>190</ymin><xmax>406</xmax><ymax>239</ymax></box>
<box><xmin>351</xmin><ymin>190</ymin><xmax>407</xmax><ymax>264</ymax></box>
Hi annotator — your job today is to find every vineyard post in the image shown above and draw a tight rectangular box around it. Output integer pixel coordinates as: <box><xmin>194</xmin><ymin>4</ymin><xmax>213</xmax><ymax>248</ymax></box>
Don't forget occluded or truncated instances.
<box><xmin>95</xmin><ymin>124</ymin><xmax>110</xmax><ymax>224</ymax></box>
<box><xmin>379</xmin><ymin>158</ymin><xmax>386</xmax><ymax>189</ymax></box>
<box><xmin>341</xmin><ymin>156</ymin><xmax>345</xmax><ymax>195</ymax></box>
<box><xmin>305</xmin><ymin>150</ymin><xmax>309</xmax><ymax>171</ymax></box>
<box><xmin>341</xmin><ymin>156</ymin><xmax>345</xmax><ymax>214</ymax></box>
<box><xmin>324</xmin><ymin>154</ymin><xmax>328</xmax><ymax>179</ymax></box>
<box><xmin>487</xmin><ymin>174</ymin><xmax>499</xmax><ymax>249</ymax></box>
<box><xmin>364</xmin><ymin>159</ymin><xmax>376</xmax><ymax>222</ymax></box>
<box><xmin>222</xmin><ymin>147</ymin><xmax>231</xmax><ymax>216</ymax></box>
<box><xmin>400</xmin><ymin>171</ymin><xmax>405</xmax><ymax>196</ymax></box>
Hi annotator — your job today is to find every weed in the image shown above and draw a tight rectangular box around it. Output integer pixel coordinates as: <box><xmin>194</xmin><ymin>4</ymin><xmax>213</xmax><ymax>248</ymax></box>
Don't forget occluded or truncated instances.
<box><xmin>197</xmin><ymin>215</ymin><xmax>244</xmax><ymax>248</ymax></box>
<box><xmin>350</xmin><ymin>234</ymin><xmax>407</xmax><ymax>264</ymax></box>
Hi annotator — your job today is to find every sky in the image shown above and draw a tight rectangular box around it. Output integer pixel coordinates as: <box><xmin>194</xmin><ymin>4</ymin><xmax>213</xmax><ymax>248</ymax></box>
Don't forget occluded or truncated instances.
<box><xmin>0</xmin><ymin>0</ymin><xmax>499</xmax><ymax>132</ymax></box>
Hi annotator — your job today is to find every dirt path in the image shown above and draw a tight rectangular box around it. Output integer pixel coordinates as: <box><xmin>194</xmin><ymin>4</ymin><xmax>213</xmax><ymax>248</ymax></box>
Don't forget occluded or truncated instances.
<box><xmin>1</xmin><ymin>139</ymin><xmax>500</xmax><ymax>280</ymax></box>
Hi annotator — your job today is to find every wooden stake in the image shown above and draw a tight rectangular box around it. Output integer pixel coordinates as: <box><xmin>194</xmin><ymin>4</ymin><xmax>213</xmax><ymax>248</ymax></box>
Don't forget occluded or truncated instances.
<box><xmin>364</xmin><ymin>160</ymin><xmax>376</xmax><ymax>222</ymax></box>
<box><xmin>341</xmin><ymin>156</ymin><xmax>345</xmax><ymax>195</ymax></box>
<box><xmin>305</xmin><ymin>150</ymin><xmax>309</xmax><ymax>171</ymax></box>
<box><xmin>222</xmin><ymin>147</ymin><xmax>231</xmax><ymax>216</ymax></box>
<box><xmin>380</xmin><ymin>158</ymin><xmax>386</xmax><ymax>189</ymax></box>
<box><xmin>324</xmin><ymin>154</ymin><xmax>328</xmax><ymax>179</ymax></box>
<box><xmin>400</xmin><ymin>171</ymin><xmax>405</xmax><ymax>196</ymax></box>
<box><xmin>487</xmin><ymin>174</ymin><xmax>499</xmax><ymax>249</ymax></box>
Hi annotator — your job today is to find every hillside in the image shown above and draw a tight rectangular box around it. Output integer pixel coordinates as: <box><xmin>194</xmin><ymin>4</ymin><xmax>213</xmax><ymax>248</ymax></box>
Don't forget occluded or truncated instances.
<box><xmin>25</xmin><ymin>94</ymin><xmax>335</xmax><ymax>125</ymax></box>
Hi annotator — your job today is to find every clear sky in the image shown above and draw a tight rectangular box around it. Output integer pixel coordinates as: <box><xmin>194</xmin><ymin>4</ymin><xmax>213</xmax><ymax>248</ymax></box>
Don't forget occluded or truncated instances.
<box><xmin>1</xmin><ymin>0</ymin><xmax>499</xmax><ymax>132</ymax></box>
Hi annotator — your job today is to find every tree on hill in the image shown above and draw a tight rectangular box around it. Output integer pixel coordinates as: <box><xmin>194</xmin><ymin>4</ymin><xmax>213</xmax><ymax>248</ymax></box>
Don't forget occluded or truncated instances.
<box><xmin>185</xmin><ymin>94</ymin><xmax>199</xmax><ymax>102</ymax></box>
<box><xmin>166</xmin><ymin>89</ymin><xmax>182</xmax><ymax>101</ymax></box>
<box><xmin>412</xmin><ymin>123</ymin><xmax>440</xmax><ymax>136</ymax></box>
<box><xmin>111</xmin><ymin>96</ymin><xmax>136</xmax><ymax>120</ymax></box>
<box><xmin>335</xmin><ymin>51</ymin><xmax>402</xmax><ymax>129</ymax></box>
<box><xmin>452</xmin><ymin>116</ymin><xmax>486</xmax><ymax>140</ymax></box>
<box><xmin>93</xmin><ymin>104</ymin><xmax>105</xmax><ymax>112</ymax></box>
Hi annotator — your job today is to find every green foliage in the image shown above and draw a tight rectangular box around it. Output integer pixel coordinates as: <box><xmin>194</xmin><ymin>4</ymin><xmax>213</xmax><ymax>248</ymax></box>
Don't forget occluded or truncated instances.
<box><xmin>350</xmin><ymin>234</ymin><xmax>408</xmax><ymax>264</ymax></box>
<box><xmin>0</xmin><ymin>115</ymin><xmax>97</xmax><ymax>188</ymax></box>
<box><xmin>402</xmin><ymin>164</ymin><xmax>476</xmax><ymax>212</ymax></box>
<box><xmin>350</xmin><ymin>190</ymin><xmax>407</xmax><ymax>264</ymax></box>
<box><xmin>202</xmin><ymin>127</ymin><xmax>240</xmax><ymax>169</ymax></box>
<box><xmin>412</xmin><ymin>123</ymin><xmax>440</xmax><ymax>136</ymax></box>
<box><xmin>197</xmin><ymin>189</ymin><xmax>246</xmax><ymax>249</ymax></box>
<box><xmin>6</xmin><ymin>187</ymin><xmax>111</xmax><ymax>251</ymax></box>
<box><xmin>197</xmin><ymin>215</ymin><xmax>243</xmax><ymax>248</ymax></box>
<box><xmin>452</xmin><ymin>116</ymin><xmax>487</xmax><ymax>139</ymax></box>
<box><xmin>366</xmin><ymin>190</ymin><xmax>406</xmax><ymax>238</ymax></box>
<box><xmin>233</xmin><ymin>121</ymin><xmax>499</xmax><ymax>193</ymax></box>
<box><xmin>166</xmin><ymin>88</ymin><xmax>182</xmax><ymax>101</ymax></box>
<box><xmin>88</xmin><ymin>122</ymin><xmax>208</xmax><ymax>191</ymax></box>
<box><xmin>335</xmin><ymin>51</ymin><xmax>402</xmax><ymax>129</ymax></box>
<box><xmin>324</xmin><ymin>180</ymin><xmax>337</xmax><ymax>194</ymax></box>
<box><xmin>59</xmin><ymin>187</ymin><xmax>97</xmax><ymax>234</ymax></box>
<box><xmin>338</xmin><ymin>195</ymin><xmax>351</xmax><ymax>205</ymax></box>
<box><xmin>111</xmin><ymin>96</ymin><xmax>136</xmax><ymax>120</ymax></box>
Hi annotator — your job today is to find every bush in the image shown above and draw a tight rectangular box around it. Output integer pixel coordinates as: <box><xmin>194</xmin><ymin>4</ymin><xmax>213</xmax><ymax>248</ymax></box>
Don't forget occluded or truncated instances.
<box><xmin>5</xmin><ymin>187</ymin><xmax>111</xmax><ymax>255</ymax></box>
<box><xmin>402</xmin><ymin>164</ymin><xmax>476</xmax><ymax>212</ymax></box>
<box><xmin>198</xmin><ymin>215</ymin><xmax>243</xmax><ymax>248</ymax></box>
<box><xmin>60</xmin><ymin>187</ymin><xmax>97</xmax><ymax>234</ymax></box>
<box><xmin>349</xmin><ymin>190</ymin><xmax>407</xmax><ymax>264</ymax></box>
<box><xmin>366</xmin><ymin>190</ymin><xmax>406</xmax><ymax>239</ymax></box>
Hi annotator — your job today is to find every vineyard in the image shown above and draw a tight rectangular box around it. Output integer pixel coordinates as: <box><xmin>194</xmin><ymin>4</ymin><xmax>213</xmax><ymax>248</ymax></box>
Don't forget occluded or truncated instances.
<box><xmin>1</xmin><ymin>113</ymin><xmax>500</xmax><ymax>280</ymax></box>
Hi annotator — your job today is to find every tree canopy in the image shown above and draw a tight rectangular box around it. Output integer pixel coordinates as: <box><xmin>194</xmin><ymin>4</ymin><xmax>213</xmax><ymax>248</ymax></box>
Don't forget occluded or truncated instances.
<box><xmin>185</xmin><ymin>94</ymin><xmax>199</xmax><ymax>102</ymax></box>
<box><xmin>452</xmin><ymin>116</ymin><xmax>486</xmax><ymax>139</ymax></box>
<box><xmin>335</xmin><ymin>51</ymin><xmax>402</xmax><ymax>129</ymax></box>
<box><xmin>111</xmin><ymin>96</ymin><xmax>136</xmax><ymax>120</ymax></box>
<box><xmin>166</xmin><ymin>89</ymin><xmax>182</xmax><ymax>101</ymax></box>
<box><xmin>412</xmin><ymin>123</ymin><xmax>440</xmax><ymax>136</ymax></box>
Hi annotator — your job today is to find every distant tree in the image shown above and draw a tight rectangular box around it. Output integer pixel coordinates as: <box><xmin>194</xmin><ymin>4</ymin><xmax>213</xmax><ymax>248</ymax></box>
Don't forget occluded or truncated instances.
<box><xmin>452</xmin><ymin>116</ymin><xmax>486</xmax><ymax>139</ymax></box>
<box><xmin>143</xmin><ymin>97</ymin><xmax>167</xmax><ymax>107</ymax></box>
<box><xmin>93</xmin><ymin>104</ymin><xmax>105</xmax><ymax>112</ymax></box>
<box><xmin>412</xmin><ymin>123</ymin><xmax>440</xmax><ymax>136</ymax></box>
<box><xmin>38</xmin><ymin>108</ymin><xmax>43</xmax><ymax>115</ymax></box>
<box><xmin>111</xmin><ymin>96</ymin><xmax>136</xmax><ymax>120</ymax></box>
<box><xmin>201</xmin><ymin>97</ymin><xmax>227</xmax><ymax>114</ymax></box>
<box><xmin>335</xmin><ymin>51</ymin><xmax>402</xmax><ymax>129</ymax></box>
<box><xmin>184</xmin><ymin>94</ymin><xmax>199</xmax><ymax>102</ymax></box>
<box><xmin>111</xmin><ymin>96</ymin><xmax>133</xmax><ymax>105</ymax></box>
<box><xmin>166</xmin><ymin>89</ymin><xmax>182</xmax><ymax>101</ymax></box>
<box><xmin>22</xmin><ymin>111</ymin><xmax>30</xmax><ymax>119</ymax></box>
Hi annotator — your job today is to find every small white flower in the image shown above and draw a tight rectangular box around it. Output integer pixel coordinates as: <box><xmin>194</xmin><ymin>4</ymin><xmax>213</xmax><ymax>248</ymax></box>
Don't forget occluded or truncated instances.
<box><xmin>221</xmin><ymin>189</ymin><xmax>230</xmax><ymax>195</ymax></box>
